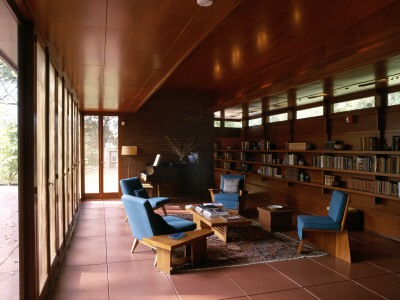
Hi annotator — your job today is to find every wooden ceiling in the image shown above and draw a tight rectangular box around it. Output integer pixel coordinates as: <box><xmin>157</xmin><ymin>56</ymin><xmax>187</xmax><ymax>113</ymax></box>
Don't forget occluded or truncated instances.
<box><xmin>23</xmin><ymin>0</ymin><xmax>400</xmax><ymax>113</ymax></box>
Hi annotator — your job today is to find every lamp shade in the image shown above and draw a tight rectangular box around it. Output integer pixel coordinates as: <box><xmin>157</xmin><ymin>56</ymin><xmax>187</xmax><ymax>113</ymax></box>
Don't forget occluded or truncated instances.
<box><xmin>121</xmin><ymin>146</ymin><xmax>137</xmax><ymax>156</ymax></box>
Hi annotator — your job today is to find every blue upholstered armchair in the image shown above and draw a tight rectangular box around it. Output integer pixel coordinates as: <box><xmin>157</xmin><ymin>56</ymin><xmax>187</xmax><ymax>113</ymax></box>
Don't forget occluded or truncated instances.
<box><xmin>208</xmin><ymin>174</ymin><xmax>247</xmax><ymax>213</ymax></box>
<box><xmin>297</xmin><ymin>190</ymin><xmax>351</xmax><ymax>262</ymax></box>
<box><xmin>120</xmin><ymin>177</ymin><xmax>170</xmax><ymax>216</ymax></box>
<box><xmin>122</xmin><ymin>195</ymin><xmax>197</xmax><ymax>253</ymax></box>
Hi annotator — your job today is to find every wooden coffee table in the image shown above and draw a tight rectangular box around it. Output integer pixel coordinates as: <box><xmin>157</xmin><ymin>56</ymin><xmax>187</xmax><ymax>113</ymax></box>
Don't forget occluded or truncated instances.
<box><xmin>185</xmin><ymin>206</ymin><xmax>251</xmax><ymax>242</ymax></box>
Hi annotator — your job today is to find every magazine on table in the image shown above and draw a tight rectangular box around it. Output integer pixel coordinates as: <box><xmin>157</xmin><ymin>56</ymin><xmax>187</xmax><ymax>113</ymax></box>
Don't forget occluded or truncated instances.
<box><xmin>219</xmin><ymin>214</ymin><xmax>243</xmax><ymax>221</ymax></box>
<box><xmin>195</xmin><ymin>204</ymin><xmax>220</xmax><ymax>214</ymax></box>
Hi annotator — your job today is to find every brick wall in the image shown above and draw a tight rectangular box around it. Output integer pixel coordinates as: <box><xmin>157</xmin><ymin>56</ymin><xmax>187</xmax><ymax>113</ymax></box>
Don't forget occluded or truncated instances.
<box><xmin>121</xmin><ymin>91</ymin><xmax>214</xmax><ymax>199</ymax></box>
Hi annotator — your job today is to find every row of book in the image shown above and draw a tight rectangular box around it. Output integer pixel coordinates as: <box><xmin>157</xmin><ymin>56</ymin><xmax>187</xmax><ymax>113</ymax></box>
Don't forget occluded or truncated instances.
<box><xmin>261</xmin><ymin>153</ymin><xmax>277</xmax><ymax>163</ymax></box>
<box><xmin>260</xmin><ymin>166</ymin><xmax>280</xmax><ymax>177</ymax></box>
<box><xmin>241</xmin><ymin>140</ymin><xmax>276</xmax><ymax>150</ymax></box>
<box><xmin>347</xmin><ymin>178</ymin><xmax>400</xmax><ymax>197</ymax></box>
<box><xmin>312</xmin><ymin>155</ymin><xmax>400</xmax><ymax>174</ymax></box>
<box><xmin>284</xmin><ymin>153</ymin><xmax>299</xmax><ymax>165</ymax></box>
<box><xmin>286</xmin><ymin>168</ymin><xmax>299</xmax><ymax>180</ymax></box>
<box><xmin>324</xmin><ymin>175</ymin><xmax>336</xmax><ymax>186</ymax></box>
<box><xmin>360</xmin><ymin>137</ymin><xmax>379</xmax><ymax>151</ymax></box>
<box><xmin>222</xmin><ymin>152</ymin><xmax>235</xmax><ymax>160</ymax></box>
<box><xmin>393</xmin><ymin>136</ymin><xmax>400</xmax><ymax>151</ymax></box>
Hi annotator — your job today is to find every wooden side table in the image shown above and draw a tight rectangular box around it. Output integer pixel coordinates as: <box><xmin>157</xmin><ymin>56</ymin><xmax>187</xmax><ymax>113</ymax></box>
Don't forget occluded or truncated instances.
<box><xmin>257</xmin><ymin>206</ymin><xmax>294</xmax><ymax>232</ymax></box>
<box><xmin>143</xmin><ymin>229</ymin><xmax>213</xmax><ymax>274</ymax></box>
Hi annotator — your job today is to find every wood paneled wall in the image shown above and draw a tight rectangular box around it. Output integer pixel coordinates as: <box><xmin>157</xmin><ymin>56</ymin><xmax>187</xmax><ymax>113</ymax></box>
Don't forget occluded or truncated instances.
<box><xmin>217</xmin><ymin>105</ymin><xmax>400</xmax><ymax>239</ymax></box>
<box><xmin>121</xmin><ymin>91</ymin><xmax>214</xmax><ymax>198</ymax></box>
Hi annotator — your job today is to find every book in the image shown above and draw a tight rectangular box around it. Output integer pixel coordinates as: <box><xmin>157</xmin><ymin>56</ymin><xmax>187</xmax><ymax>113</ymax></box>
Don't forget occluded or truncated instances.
<box><xmin>202</xmin><ymin>202</ymin><xmax>223</xmax><ymax>207</ymax></box>
<box><xmin>219</xmin><ymin>214</ymin><xmax>242</xmax><ymax>221</ymax></box>
<box><xmin>195</xmin><ymin>204</ymin><xmax>219</xmax><ymax>214</ymax></box>
<box><xmin>203</xmin><ymin>207</ymin><xmax>230</xmax><ymax>217</ymax></box>
<box><xmin>168</xmin><ymin>232</ymin><xmax>185</xmax><ymax>239</ymax></box>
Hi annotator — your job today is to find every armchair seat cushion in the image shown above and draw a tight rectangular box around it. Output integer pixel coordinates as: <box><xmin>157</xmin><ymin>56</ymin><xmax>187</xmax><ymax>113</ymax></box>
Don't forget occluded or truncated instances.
<box><xmin>148</xmin><ymin>197</ymin><xmax>170</xmax><ymax>208</ymax></box>
<box><xmin>163</xmin><ymin>216</ymin><xmax>197</xmax><ymax>232</ymax></box>
<box><xmin>297</xmin><ymin>215</ymin><xmax>341</xmax><ymax>240</ymax></box>
<box><xmin>214</xmin><ymin>193</ymin><xmax>240</xmax><ymax>209</ymax></box>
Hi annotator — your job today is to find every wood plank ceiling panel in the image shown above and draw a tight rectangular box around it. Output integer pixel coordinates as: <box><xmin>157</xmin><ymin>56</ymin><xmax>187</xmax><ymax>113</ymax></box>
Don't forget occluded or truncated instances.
<box><xmin>26</xmin><ymin>0</ymin><xmax>242</xmax><ymax>112</ymax></box>
<box><xmin>24</xmin><ymin>0</ymin><xmax>400</xmax><ymax>113</ymax></box>
<box><xmin>162</xmin><ymin>0</ymin><xmax>400</xmax><ymax>112</ymax></box>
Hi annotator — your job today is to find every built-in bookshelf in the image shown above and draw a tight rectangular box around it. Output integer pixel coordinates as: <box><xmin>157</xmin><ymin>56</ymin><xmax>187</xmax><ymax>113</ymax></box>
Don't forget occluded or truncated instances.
<box><xmin>214</xmin><ymin>146</ymin><xmax>400</xmax><ymax>203</ymax></box>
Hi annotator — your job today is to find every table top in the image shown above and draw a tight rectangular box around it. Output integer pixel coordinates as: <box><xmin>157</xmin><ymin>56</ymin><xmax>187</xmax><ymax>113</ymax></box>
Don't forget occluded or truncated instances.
<box><xmin>257</xmin><ymin>206</ymin><xmax>294</xmax><ymax>213</ymax></box>
<box><xmin>185</xmin><ymin>206</ymin><xmax>251</xmax><ymax>227</ymax></box>
<box><xmin>143</xmin><ymin>229</ymin><xmax>213</xmax><ymax>250</ymax></box>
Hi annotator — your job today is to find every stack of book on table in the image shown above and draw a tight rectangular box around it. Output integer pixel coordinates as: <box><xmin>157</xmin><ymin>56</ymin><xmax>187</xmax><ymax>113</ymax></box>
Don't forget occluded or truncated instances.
<box><xmin>194</xmin><ymin>203</ymin><xmax>228</xmax><ymax>218</ymax></box>
<box><xmin>203</xmin><ymin>207</ymin><xmax>230</xmax><ymax>218</ymax></box>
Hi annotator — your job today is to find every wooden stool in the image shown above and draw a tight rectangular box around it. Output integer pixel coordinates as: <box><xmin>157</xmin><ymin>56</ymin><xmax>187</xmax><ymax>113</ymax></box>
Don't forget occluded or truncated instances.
<box><xmin>143</xmin><ymin>229</ymin><xmax>213</xmax><ymax>274</ymax></box>
<box><xmin>142</xmin><ymin>183</ymin><xmax>154</xmax><ymax>197</ymax></box>
<box><xmin>257</xmin><ymin>206</ymin><xmax>294</xmax><ymax>232</ymax></box>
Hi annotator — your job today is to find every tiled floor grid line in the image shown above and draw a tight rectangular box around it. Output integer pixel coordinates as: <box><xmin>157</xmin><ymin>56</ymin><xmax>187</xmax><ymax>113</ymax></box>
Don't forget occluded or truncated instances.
<box><xmin>50</xmin><ymin>199</ymin><xmax>400</xmax><ymax>300</ymax></box>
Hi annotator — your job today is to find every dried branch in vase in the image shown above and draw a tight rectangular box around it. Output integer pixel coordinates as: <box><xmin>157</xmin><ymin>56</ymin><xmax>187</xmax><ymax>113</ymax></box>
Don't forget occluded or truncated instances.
<box><xmin>164</xmin><ymin>135</ymin><xmax>197</xmax><ymax>160</ymax></box>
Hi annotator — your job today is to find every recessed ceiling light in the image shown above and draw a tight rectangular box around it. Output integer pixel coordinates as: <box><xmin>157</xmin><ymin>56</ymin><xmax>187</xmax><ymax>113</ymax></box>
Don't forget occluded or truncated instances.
<box><xmin>197</xmin><ymin>0</ymin><xmax>213</xmax><ymax>7</ymax></box>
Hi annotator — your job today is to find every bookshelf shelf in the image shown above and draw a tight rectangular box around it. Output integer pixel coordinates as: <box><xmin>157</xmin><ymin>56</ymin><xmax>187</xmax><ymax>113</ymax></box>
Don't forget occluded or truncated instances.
<box><xmin>214</xmin><ymin>147</ymin><xmax>400</xmax><ymax>202</ymax></box>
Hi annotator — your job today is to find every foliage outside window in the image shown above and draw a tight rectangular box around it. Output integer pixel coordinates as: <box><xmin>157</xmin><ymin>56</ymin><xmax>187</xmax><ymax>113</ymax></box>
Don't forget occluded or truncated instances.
<box><xmin>388</xmin><ymin>92</ymin><xmax>400</xmax><ymax>106</ymax></box>
<box><xmin>214</xmin><ymin>120</ymin><xmax>221</xmax><ymax>127</ymax></box>
<box><xmin>296</xmin><ymin>106</ymin><xmax>323</xmax><ymax>119</ymax></box>
<box><xmin>0</xmin><ymin>60</ymin><xmax>18</xmax><ymax>184</ymax></box>
<box><xmin>224</xmin><ymin>120</ymin><xmax>242</xmax><ymax>128</ymax></box>
<box><xmin>268</xmin><ymin>112</ymin><xmax>288</xmax><ymax>123</ymax></box>
<box><xmin>249</xmin><ymin>117</ymin><xmax>262</xmax><ymax>126</ymax></box>
<box><xmin>333</xmin><ymin>96</ymin><xmax>375</xmax><ymax>113</ymax></box>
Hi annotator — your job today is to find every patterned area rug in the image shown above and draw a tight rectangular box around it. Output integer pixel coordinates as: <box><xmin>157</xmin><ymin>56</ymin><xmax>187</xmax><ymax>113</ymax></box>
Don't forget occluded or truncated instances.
<box><xmin>170</xmin><ymin>214</ymin><xmax>326</xmax><ymax>272</ymax></box>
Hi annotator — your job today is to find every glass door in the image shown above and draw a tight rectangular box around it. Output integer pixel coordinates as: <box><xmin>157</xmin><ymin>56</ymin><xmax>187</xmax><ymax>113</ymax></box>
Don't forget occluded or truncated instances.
<box><xmin>84</xmin><ymin>115</ymin><xmax>119</xmax><ymax>199</ymax></box>
<box><xmin>102</xmin><ymin>116</ymin><xmax>119</xmax><ymax>195</ymax></box>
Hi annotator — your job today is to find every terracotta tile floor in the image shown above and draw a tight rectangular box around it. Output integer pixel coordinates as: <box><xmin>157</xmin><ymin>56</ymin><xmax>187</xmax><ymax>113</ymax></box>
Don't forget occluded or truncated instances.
<box><xmin>50</xmin><ymin>199</ymin><xmax>400</xmax><ymax>300</ymax></box>
<box><xmin>0</xmin><ymin>186</ymin><xmax>18</xmax><ymax>300</ymax></box>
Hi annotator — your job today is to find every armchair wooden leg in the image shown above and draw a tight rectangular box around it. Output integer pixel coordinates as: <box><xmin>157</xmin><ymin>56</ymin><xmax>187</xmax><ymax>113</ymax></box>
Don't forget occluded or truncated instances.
<box><xmin>154</xmin><ymin>254</ymin><xmax>157</xmax><ymax>266</ymax></box>
<box><xmin>125</xmin><ymin>216</ymin><xmax>128</xmax><ymax>222</ymax></box>
<box><xmin>298</xmin><ymin>239</ymin><xmax>304</xmax><ymax>254</ymax></box>
<box><xmin>131</xmin><ymin>239</ymin><xmax>139</xmax><ymax>253</ymax></box>
<box><xmin>161</xmin><ymin>205</ymin><xmax>167</xmax><ymax>216</ymax></box>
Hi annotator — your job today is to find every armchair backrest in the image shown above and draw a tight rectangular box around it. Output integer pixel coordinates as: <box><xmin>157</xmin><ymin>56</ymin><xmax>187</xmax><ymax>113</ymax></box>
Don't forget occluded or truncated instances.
<box><xmin>120</xmin><ymin>177</ymin><xmax>143</xmax><ymax>195</ymax></box>
<box><xmin>328</xmin><ymin>190</ymin><xmax>350</xmax><ymax>228</ymax></box>
<box><xmin>220</xmin><ymin>174</ymin><xmax>245</xmax><ymax>193</ymax></box>
<box><xmin>121</xmin><ymin>195</ymin><xmax>168</xmax><ymax>240</ymax></box>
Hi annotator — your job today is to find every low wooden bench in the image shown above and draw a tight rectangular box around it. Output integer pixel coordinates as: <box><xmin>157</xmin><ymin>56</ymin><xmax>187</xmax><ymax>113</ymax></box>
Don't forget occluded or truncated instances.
<box><xmin>143</xmin><ymin>229</ymin><xmax>213</xmax><ymax>274</ymax></box>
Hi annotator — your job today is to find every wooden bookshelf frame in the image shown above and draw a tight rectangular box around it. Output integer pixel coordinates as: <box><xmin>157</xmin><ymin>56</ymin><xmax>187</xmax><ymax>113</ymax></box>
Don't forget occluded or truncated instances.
<box><xmin>214</xmin><ymin>149</ymin><xmax>400</xmax><ymax>203</ymax></box>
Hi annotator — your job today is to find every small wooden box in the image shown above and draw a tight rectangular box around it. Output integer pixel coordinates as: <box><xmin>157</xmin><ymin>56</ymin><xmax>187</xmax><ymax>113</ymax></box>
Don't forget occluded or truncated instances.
<box><xmin>257</xmin><ymin>206</ymin><xmax>294</xmax><ymax>232</ymax></box>
<box><xmin>288</xmin><ymin>142</ymin><xmax>311</xmax><ymax>150</ymax></box>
